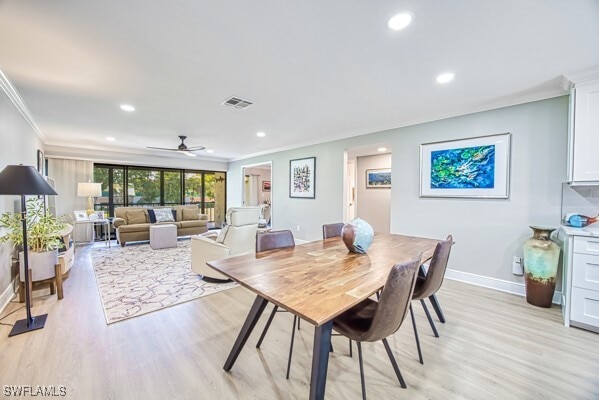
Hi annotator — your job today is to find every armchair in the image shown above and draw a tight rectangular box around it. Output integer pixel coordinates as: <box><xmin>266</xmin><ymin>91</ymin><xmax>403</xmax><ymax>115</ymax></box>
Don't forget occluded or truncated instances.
<box><xmin>191</xmin><ymin>207</ymin><xmax>260</xmax><ymax>282</ymax></box>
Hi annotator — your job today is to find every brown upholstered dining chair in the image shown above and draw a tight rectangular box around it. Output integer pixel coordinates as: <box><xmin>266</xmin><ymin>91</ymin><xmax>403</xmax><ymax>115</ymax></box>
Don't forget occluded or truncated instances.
<box><xmin>254</xmin><ymin>230</ymin><xmax>298</xmax><ymax>378</ymax></box>
<box><xmin>332</xmin><ymin>254</ymin><xmax>422</xmax><ymax>399</ymax></box>
<box><xmin>409</xmin><ymin>235</ymin><xmax>453</xmax><ymax>364</ymax></box>
<box><xmin>322</xmin><ymin>222</ymin><xmax>344</xmax><ymax>239</ymax></box>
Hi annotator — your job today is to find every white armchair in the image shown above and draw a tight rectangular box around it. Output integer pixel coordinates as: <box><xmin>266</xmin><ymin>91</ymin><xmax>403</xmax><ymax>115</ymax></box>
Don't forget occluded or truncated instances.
<box><xmin>191</xmin><ymin>207</ymin><xmax>261</xmax><ymax>282</ymax></box>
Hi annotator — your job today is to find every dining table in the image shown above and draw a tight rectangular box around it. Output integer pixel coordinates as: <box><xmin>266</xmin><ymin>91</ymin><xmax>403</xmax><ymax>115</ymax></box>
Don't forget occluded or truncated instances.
<box><xmin>207</xmin><ymin>232</ymin><xmax>440</xmax><ymax>400</ymax></box>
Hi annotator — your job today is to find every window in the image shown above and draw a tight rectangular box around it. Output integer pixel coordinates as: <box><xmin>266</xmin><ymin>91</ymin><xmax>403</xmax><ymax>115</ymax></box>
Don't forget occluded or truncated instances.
<box><xmin>93</xmin><ymin>164</ymin><xmax>226</xmax><ymax>223</ymax></box>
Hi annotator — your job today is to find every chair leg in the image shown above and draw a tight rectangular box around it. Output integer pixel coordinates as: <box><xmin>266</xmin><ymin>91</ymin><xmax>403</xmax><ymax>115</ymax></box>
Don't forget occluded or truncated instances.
<box><xmin>256</xmin><ymin>305</ymin><xmax>278</xmax><ymax>348</ymax></box>
<box><xmin>356</xmin><ymin>342</ymin><xmax>366</xmax><ymax>400</ymax></box>
<box><xmin>409</xmin><ymin>304</ymin><xmax>424</xmax><ymax>364</ymax></box>
<box><xmin>382</xmin><ymin>338</ymin><xmax>407</xmax><ymax>389</ymax></box>
<box><xmin>297</xmin><ymin>318</ymin><xmax>301</xmax><ymax>330</ymax></box>
<box><xmin>420</xmin><ymin>299</ymin><xmax>439</xmax><ymax>338</ymax></box>
<box><xmin>349</xmin><ymin>339</ymin><xmax>353</xmax><ymax>357</ymax></box>
<box><xmin>429</xmin><ymin>294</ymin><xmax>446</xmax><ymax>323</ymax></box>
<box><xmin>286</xmin><ymin>315</ymin><xmax>297</xmax><ymax>379</ymax></box>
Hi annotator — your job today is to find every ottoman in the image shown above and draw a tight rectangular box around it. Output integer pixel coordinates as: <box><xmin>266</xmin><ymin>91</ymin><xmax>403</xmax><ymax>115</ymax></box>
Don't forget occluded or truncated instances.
<box><xmin>150</xmin><ymin>224</ymin><xmax>177</xmax><ymax>250</ymax></box>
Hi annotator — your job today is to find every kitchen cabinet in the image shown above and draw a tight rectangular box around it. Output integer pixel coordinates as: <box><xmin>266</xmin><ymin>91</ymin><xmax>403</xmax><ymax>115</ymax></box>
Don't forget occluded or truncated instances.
<box><xmin>561</xmin><ymin>228</ymin><xmax>599</xmax><ymax>333</ymax></box>
<box><xmin>569</xmin><ymin>79</ymin><xmax>599</xmax><ymax>182</ymax></box>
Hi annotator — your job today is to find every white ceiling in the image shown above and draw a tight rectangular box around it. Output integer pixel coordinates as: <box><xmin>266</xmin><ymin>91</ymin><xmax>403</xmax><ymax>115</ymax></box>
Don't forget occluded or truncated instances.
<box><xmin>1</xmin><ymin>0</ymin><xmax>598</xmax><ymax>162</ymax></box>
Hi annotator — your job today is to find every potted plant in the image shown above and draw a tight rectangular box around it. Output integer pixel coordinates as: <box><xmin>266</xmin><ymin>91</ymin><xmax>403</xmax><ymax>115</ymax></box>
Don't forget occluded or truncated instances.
<box><xmin>0</xmin><ymin>198</ymin><xmax>67</xmax><ymax>282</ymax></box>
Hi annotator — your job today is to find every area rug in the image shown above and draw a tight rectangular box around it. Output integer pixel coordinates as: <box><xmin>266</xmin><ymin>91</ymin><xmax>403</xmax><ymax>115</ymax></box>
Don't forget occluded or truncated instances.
<box><xmin>91</xmin><ymin>240</ymin><xmax>237</xmax><ymax>324</ymax></box>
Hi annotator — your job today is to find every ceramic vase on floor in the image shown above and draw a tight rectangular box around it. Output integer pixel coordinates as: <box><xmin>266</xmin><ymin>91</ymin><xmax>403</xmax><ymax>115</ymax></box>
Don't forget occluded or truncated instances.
<box><xmin>522</xmin><ymin>226</ymin><xmax>560</xmax><ymax>308</ymax></box>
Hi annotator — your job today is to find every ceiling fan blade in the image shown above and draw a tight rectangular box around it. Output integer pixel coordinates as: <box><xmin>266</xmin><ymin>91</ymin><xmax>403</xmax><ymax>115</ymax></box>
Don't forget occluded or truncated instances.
<box><xmin>147</xmin><ymin>146</ymin><xmax>179</xmax><ymax>151</ymax></box>
<box><xmin>184</xmin><ymin>146</ymin><xmax>206</xmax><ymax>151</ymax></box>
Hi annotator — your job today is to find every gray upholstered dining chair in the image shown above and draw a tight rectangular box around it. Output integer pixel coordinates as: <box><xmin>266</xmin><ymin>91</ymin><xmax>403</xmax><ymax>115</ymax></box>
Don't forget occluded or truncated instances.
<box><xmin>322</xmin><ymin>222</ymin><xmax>345</xmax><ymax>239</ymax></box>
<box><xmin>332</xmin><ymin>254</ymin><xmax>422</xmax><ymax>399</ymax></box>
<box><xmin>254</xmin><ymin>230</ymin><xmax>298</xmax><ymax>378</ymax></box>
<box><xmin>409</xmin><ymin>235</ymin><xmax>453</xmax><ymax>364</ymax></box>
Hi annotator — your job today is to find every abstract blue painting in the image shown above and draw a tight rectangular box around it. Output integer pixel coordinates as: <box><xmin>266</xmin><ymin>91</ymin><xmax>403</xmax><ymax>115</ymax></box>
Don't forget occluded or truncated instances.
<box><xmin>430</xmin><ymin>145</ymin><xmax>495</xmax><ymax>189</ymax></box>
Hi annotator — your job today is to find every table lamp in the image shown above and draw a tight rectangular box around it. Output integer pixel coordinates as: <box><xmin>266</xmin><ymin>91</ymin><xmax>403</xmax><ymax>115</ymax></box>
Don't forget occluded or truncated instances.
<box><xmin>77</xmin><ymin>182</ymin><xmax>101</xmax><ymax>215</ymax></box>
<box><xmin>0</xmin><ymin>164</ymin><xmax>58</xmax><ymax>336</ymax></box>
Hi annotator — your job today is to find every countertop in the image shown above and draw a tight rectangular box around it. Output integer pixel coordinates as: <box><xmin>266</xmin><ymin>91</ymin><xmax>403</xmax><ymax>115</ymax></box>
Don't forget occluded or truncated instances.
<box><xmin>559</xmin><ymin>224</ymin><xmax>599</xmax><ymax>237</ymax></box>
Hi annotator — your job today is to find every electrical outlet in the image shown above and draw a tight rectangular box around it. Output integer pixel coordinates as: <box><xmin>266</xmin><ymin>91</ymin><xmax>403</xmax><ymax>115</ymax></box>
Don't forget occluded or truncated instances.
<box><xmin>512</xmin><ymin>256</ymin><xmax>524</xmax><ymax>275</ymax></box>
<box><xmin>296</xmin><ymin>225</ymin><xmax>301</xmax><ymax>232</ymax></box>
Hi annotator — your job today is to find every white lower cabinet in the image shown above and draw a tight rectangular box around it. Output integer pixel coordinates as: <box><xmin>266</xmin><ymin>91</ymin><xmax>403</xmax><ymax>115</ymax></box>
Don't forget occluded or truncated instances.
<box><xmin>565</xmin><ymin>235</ymin><xmax>599</xmax><ymax>332</ymax></box>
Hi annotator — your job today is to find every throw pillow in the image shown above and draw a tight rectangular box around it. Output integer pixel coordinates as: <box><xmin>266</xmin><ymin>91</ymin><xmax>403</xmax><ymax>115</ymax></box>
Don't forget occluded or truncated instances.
<box><xmin>126</xmin><ymin>209</ymin><xmax>146</xmax><ymax>225</ymax></box>
<box><xmin>154</xmin><ymin>208</ymin><xmax>175</xmax><ymax>223</ymax></box>
<box><xmin>182</xmin><ymin>208</ymin><xmax>199</xmax><ymax>221</ymax></box>
<box><xmin>147</xmin><ymin>209</ymin><xmax>157</xmax><ymax>223</ymax></box>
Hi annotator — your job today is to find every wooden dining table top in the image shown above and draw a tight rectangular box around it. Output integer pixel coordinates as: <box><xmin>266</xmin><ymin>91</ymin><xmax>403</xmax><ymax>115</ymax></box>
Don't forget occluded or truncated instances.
<box><xmin>207</xmin><ymin>233</ymin><xmax>440</xmax><ymax>327</ymax></box>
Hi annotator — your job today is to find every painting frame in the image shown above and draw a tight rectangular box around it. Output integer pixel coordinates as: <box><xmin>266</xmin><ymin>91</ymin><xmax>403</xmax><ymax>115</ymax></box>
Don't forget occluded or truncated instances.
<box><xmin>289</xmin><ymin>157</ymin><xmax>316</xmax><ymax>199</ymax></box>
<box><xmin>74</xmin><ymin>210</ymin><xmax>89</xmax><ymax>221</ymax></box>
<box><xmin>262</xmin><ymin>181</ymin><xmax>271</xmax><ymax>192</ymax></box>
<box><xmin>37</xmin><ymin>149</ymin><xmax>44</xmax><ymax>175</ymax></box>
<box><xmin>366</xmin><ymin>168</ymin><xmax>391</xmax><ymax>188</ymax></box>
<box><xmin>419</xmin><ymin>132</ymin><xmax>511</xmax><ymax>199</ymax></box>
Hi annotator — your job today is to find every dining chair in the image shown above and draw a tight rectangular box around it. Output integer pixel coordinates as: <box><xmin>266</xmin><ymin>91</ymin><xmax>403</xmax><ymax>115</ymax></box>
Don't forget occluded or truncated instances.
<box><xmin>322</xmin><ymin>222</ymin><xmax>344</xmax><ymax>239</ymax></box>
<box><xmin>322</xmin><ymin>222</ymin><xmax>354</xmax><ymax>357</ymax></box>
<box><xmin>332</xmin><ymin>254</ymin><xmax>422</xmax><ymax>399</ymax></box>
<box><xmin>254</xmin><ymin>230</ymin><xmax>298</xmax><ymax>378</ymax></box>
<box><xmin>409</xmin><ymin>235</ymin><xmax>453</xmax><ymax>364</ymax></box>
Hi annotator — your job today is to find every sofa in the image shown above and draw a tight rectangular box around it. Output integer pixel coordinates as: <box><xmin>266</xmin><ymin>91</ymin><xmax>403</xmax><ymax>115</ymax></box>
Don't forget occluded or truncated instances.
<box><xmin>113</xmin><ymin>205</ymin><xmax>208</xmax><ymax>247</ymax></box>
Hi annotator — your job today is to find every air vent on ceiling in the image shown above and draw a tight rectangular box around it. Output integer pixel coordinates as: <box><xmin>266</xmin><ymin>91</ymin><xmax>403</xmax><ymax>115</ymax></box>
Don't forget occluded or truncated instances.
<box><xmin>222</xmin><ymin>96</ymin><xmax>254</xmax><ymax>109</ymax></box>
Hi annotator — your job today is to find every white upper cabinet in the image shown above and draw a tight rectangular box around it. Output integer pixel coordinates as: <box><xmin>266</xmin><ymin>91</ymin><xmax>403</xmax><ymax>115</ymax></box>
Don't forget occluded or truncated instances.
<box><xmin>570</xmin><ymin>79</ymin><xmax>599</xmax><ymax>182</ymax></box>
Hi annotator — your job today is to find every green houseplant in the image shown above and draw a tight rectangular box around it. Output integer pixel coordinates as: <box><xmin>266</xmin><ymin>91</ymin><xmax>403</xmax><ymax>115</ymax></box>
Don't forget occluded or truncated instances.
<box><xmin>0</xmin><ymin>197</ymin><xmax>66</xmax><ymax>252</ymax></box>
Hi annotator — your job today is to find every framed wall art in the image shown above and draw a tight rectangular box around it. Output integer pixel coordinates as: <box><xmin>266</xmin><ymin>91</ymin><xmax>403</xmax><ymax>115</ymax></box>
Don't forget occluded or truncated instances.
<box><xmin>366</xmin><ymin>168</ymin><xmax>391</xmax><ymax>188</ymax></box>
<box><xmin>37</xmin><ymin>149</ymin><xmax>44</xmax><ymax>175</ymax></box>
<box><xmin>420</xmin><ymin>132</ymin><xmax>511</xmax><ymax>198</ymax></box>
<box><xmin>289</xmin><ymin>157</ymin><xmax>315</xmax><ymax>199</ymax></box>
<box><xmin>262</xmin><ymin>181</ymin><xmax>271</xmax><ymax>192</ymax></box>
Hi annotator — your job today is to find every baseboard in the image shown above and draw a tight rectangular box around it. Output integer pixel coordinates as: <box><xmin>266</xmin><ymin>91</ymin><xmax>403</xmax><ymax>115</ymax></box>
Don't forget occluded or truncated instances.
<box><xmin>445</xmin><ymin>268</ymin><xmax>562</xmax><ymax>305</ymax></box>
<box><xmin>0</xmin><ymin>279</ymin><xmax>17</xmax><ymax>315</ymax></box>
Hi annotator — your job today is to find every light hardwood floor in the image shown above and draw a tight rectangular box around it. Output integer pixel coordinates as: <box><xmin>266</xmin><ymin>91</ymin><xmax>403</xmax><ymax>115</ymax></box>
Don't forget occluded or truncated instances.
<box><xmin>0</xmin><ymin>243</ymin><xmax>598</xmax><ymax>400</ymax></box>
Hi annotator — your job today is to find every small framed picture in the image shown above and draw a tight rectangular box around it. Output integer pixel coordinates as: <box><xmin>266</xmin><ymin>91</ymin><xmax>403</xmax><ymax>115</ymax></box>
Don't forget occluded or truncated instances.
<box><xmin>366</xmin><ymin>169</ymin><xmax>391</xmax><ymax>188</ymax></box>
<box><xmin>96</xmin><ymin>211</ymin><xmax>105</xmax><ymax>220</ymax></box>
<box><xmin>74</xmin><ymin>210</ymin><xmax>89</xmax><ymax>221</ymax></box>
<box><xmin>262</xmin><ymin>181</ymin><xmax>271</xmax><ymax>192</ymax></box>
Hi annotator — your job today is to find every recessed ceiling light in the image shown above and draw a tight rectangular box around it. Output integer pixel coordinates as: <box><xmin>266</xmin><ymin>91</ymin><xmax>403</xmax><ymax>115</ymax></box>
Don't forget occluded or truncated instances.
<box><xmin>206</xmin><ymin>149</ymin><xmax>214</xmax><ymax>154</ymax></box>
<box><xmin>106</xmin><ymin>137</ymin><xmax>116</xmax><ymax>141</ymax></box>
<box><xmin>256</xmin><ymin>131</ymin><xmax>266</xmax><ymax>138</ymax></box>
<box><xmin>388</xmin><ymin>12</ymin><xmax>412</xmax><ymax>31</ymax></box>
<box><xmin>377</xmin><ymin>147</ymin><xmax>387</xmax><ymax>152</ymax></box>
<box><xmin>120</xmin><ymin>104</ymin><xmax>135</xmax><ymax>112</ymax></box>
<box><xmin>436</xmin><ymin>73</ymin><xmax>455</xmax><ymax>84</ymax></box>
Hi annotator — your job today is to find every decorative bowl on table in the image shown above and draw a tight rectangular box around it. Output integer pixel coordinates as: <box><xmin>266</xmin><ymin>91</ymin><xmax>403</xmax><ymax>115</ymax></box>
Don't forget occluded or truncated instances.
<box><xmin>342</xmin><ymin>218</ymin><xmax>374</xmax><ymax>254</ymax></box>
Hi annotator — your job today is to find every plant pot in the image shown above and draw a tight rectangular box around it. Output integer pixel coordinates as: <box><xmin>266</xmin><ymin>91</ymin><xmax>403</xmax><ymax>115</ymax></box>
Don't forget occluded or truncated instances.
<box><xmin>19</xmin><ymin>249</ymin><xmax>59</xmax><ymax>282</ymax></box>
<box><xmin>522</xmin><ymin>226</ymin><xmax>560</xmax><ymax>308</ymax></box>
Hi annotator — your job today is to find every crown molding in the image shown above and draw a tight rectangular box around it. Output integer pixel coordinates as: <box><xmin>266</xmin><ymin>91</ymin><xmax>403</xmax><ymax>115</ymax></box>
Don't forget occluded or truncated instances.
<box><xmin>563</xmin><ymin>65</ymin><xmax>599</xmax><ymax>88</ymax></box>
<box><xmin>0</xmin><ymin>67</ymin><xmax>46</xmax><ymax>143</ymax></box>
<box><xmin>230</xmin><ymin>86</ymin><xmax>568</xmax><ymax>162</ymax></box>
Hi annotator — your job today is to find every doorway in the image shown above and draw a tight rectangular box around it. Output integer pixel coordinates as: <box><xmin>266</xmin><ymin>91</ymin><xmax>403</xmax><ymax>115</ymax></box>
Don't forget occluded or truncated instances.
<box><xmin>344</xmin><ymin>144</ymin><xmax>392</xmax><ymax>233</ymax></box>
<box><xmin>242</xmin><ymin>161</ymin><xmax>272</xmax><ymax>227</ymax></box>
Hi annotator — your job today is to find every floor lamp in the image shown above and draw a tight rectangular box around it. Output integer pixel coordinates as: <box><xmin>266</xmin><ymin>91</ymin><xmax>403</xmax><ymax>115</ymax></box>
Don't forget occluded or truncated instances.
<box><xmin>0</xmin><ymin>165</ymin><xmax>58</xmax><ymax>336</ymax></box>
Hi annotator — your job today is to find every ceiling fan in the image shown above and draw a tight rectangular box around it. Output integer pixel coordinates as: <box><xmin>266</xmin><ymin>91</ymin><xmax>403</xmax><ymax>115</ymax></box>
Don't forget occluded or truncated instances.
<box><xmin>147</xmin><ymin>135</ymin><xmax>205</xmax><ymax>157</ymax></box>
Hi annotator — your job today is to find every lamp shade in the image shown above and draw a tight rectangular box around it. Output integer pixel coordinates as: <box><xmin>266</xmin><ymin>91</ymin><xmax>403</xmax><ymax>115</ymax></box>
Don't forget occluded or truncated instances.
<box><xmin>0</xmin><ymin>165</ymin><xmax>57</xmax><ymax>195</ymax></box>
<box><xmin>77</xmin><ymin>182</ymin><xmax>101</xmax><ymax>197</ymax></box>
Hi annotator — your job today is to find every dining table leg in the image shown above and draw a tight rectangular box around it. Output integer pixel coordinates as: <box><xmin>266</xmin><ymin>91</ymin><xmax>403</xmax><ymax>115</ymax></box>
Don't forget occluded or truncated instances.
<box><xmin>309</xmin><ymin>320</ymin><xmax>333</xmax><ymax>400</ymax></box>
<box><xmin>223</xmin><ymin>295</ymin><xmax>268</xmax><ymax>371</ymax></box>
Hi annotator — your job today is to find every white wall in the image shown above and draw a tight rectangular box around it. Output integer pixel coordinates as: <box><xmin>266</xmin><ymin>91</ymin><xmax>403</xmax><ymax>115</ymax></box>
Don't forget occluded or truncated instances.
<box><xmin>0</xmin><ymin>89</ymin><xmax>44</xmax><ymax>305</ymax></box>
<box><xmin>228</xmin><ymin>96</ymin><xmax>569</xmax><ymax>287</ymax></box>
<box><xmin>356</xmin><ymin>153</ymin><xmax>391</xmax><ymax>233</ymax></box>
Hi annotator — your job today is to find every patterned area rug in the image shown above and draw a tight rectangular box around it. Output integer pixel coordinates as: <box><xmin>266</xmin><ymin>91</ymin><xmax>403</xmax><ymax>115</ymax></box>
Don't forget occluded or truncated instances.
<box><xmin>91</xmin><ymin>240</ymin><xmax>236</xmax><ymax>324</ymax></box>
